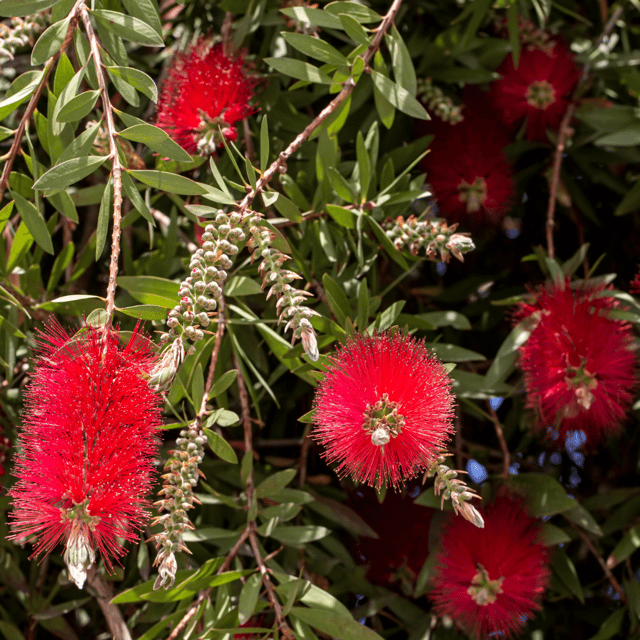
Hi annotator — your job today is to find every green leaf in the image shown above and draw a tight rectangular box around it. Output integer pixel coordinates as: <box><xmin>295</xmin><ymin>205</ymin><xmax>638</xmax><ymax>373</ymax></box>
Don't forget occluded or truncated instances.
<box><xmin>535</xmin><ymin>522</ymin><xmax>572</xmax><ymax>546</ymax></box>
<box><xmin>0</xmin><ymin>314</ymin><xmax>26</xmax><ymax>339</ymax></box>
<box><xmin>0</xmin><ymin>0</ymin><xmax>62</xmax><ymax>16</ymax></box>
<box><xmin>203</xmin><ymin>428</ymin><xmax>238</xmax><ymax>464</ymax></box>
<box><xmin>37</xmin><ymin>294</ymin><xmax>105</xmax><ymax>315</ymax></box>
<box><xmin>116</xmin><ymin>275</ymin><xmax>179</xmax><ymax>308</ymax></box>
<box><xmin>370</xmin><ymin>70</ymin><xmax>429</xmax><ymax>119</ymax></box>
<box><xmin>416</xmin><ymin>310</ymin><xmax>471</xmax><ymax>330</ymax></box>
<box><xmin>365</xmin><ymin>216</ymin><xmax>408</xmax><ymax>269</ymax></box>
<box><xmin>118</xmin><ymin>123</ymin><xmax>191</xmax><ymax>162</ymax></box>
<box><xmin>338</xmin><ymin>13</ymin><xmax>370</xmax><ymax>45</ymax></box>
<box><xmin>274</xmin><ymin>194</ymin><xmax>303</xmax><ymax>222</ymax></box>
<box><xmin>279</xmin><ymin>6</ymin><xmax>342</xmax><ymax>29</ymax></box>
<box><xmin>225</xmin><ymin>276</ymin><xmax>262</xmax><ymax>297</ymax></box>
<box><xmin>106</xmin><ymin>66</ymin><xmax>158</xmax><ymax>103</ymax></box>
<box><xmin>260</xmin><ymin>115</ymin><xmax>269</xmax><ymax>171</ymax></box>
<box><xmin>328</xmin><ymin>167</ymin><xmax>355</xmax><ymax>203</ymax></box>
<box><xmin>208</xmin><ymin>370</ymin><xmax>238</xmax><ymax>399</ymax></box>
<box><xmin>322</xmin><ymin>273</ymin><xmax>351</xmax><ymax>325</ymax></box>
<box><xmin>563</xmin><ymin>504</ymin><xmax>603</xmax><ymax>536</ymax></box>
<box><xmin>191</xmin><ymin>361</ymin><xmax>204</xmax><ymax>410</ymax></box>
<box><xmin>264</xmin><ymin>57</ymin><xmax>332</xmax><ymax>84</ymax></box>
<box><xmin>90</xmin><ymin>9</ymin><xmax>164</xmax><ymax>46</ymax></box>
<box><xmin>58</xmin><ymin>119</ymin><xmax>102</xmax><ymax>164</ymax></box>
<box><xmin>255</xmin><ymin>469</ymin><xmax>297</xmax><ymax>499</ymax></box>
<box><xmin>326</xmin><ymin>204</ymin><xmax>355</xmax><ymax>229</ymax></box>
<box><xmin>57</xmin><ymin>90</ymin><xmax>100</xmax><ymax>123</ymax></box>
<box><xmin>356</xmin><ymin>131</ymin><xmax>371</xmax><ymax>199</ymax></box>
<box><xmin>238</xmin><ymin>573</ymin><xmax>262</xmax><ymax>625</ymax></box>
<box><xmin>10</xmin><ymin>191</ymin><xmax>53</xmax><ymax>254</ymax></box>
<box><xmin>6</xmin><ymin>222</ymin><xmax>33</xmax><ymax>272</ymax></box>
<box><xmin>281</xmin><ymin>32</ymin><xmax>347</xmax><ymax>66</ymax></box>
<box><xmin>128</xmin><ymin>170</ymin><xmax>207</xmax><ymax>196</ymax></box>
<box><xmin>31</xmin><ymin>16</ymin><xmax>71</xmax><ymax>66</ymax></box>
<box><xmin>386</xmin><ymin>26</ymin><xmax>417</xmax><ymax>95</ymax></box>
<box><xmin>33</xmin><ymin>156</ymin><xmax>107</xmax><ymax>190</ymax></box>
<box><xmin>586</xmin><ymin>608</ymin><xmax>625</xmax><ymax>640</ymax></box>
<box><xmin>508</xmin><ymin>473</ymin><xmax>576</xmax><ymax>517</ymax></box>
<box><xmin>428</xmin><ymin>343</ymin><xmax>485</xmax><ymax>362</ymax></box>
<box><xmin>306</xmin><ymin>495</ymin><xmax>378</xmax><ymax>538</ymax></box>
<box><xmin>95</xmin><ymin>180</ymin><xmax>112</xmax><ymax>260</ymax></box>
<box><xmin>607</xmin><ymin>524</ymin><xmax>640</xmax><ymax>568</ymax></box>
<box><xmin>122</xmin><ymin>171</ymin><xmax>153</xmax><ymax>223</ymax></box>
<box><xmin>270</xmin><ymin>526</ymin><xmax>331</xmax><ymax>545</ymax></box>
<box><xmin>52</xmin><ymin>66</ymin><xmax>85</xmax><ymax>134</ymax></box>
<box><xmin>116</xmin><ymin>305</ymin><xmax>168</xmax><ymax>321</ymax></box>
<box><xmin>289</xmin><ymin>608</ymin><xmax>384</xmax><ymax>640</ymax></box>
<box><xmin>122</xmin><ymin>0</ymin><xmax>162</xmax><ymax>37</ymax></box>
<box><xmin>0</xmin><ymin>201</ymin><xmax>14</xmax><ymax>235</ymax></box>
<box><xmin>0</xmin><ymin>71</ymin><xmax>44</xmax><ymax>122</ymax></box>
<box><xmin>325</xmin><ymin>1</ymin><xmax>381</xmax><ymax>22</ymax></box>
<box><xmin>552</xmin><ymin>548</ymin><xmax>585</xmax><ymax>604</ymax></box>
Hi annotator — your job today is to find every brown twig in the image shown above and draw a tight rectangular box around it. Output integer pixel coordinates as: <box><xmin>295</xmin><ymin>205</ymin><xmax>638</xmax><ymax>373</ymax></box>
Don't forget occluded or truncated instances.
<box><xmin>86</xmin><ymin>566</ymin><xmax>132</xmax><ymax>640</ymax></box>
<box><xmin>235</xmin><ymin>0</ymin><xmax>405</xmax><ymax>218</ymax></box>
<box><xmin>488</xmin><ymin>404</ymin><xmax>510</xmax><ymax>478</ymax></box>
<box><xmin>569</xmin><ymin>522</ymin><xmax>626</xmax><ymax>603</ymax></box>
<box><xmin>80</xmin><ymin>4</ymin><xmax>124</xmax><ymax>322</ymax></box>
<box><xmin>545</xmin><ymin>4</ymin><xmax>625</xmax><ymax>259</ymax></box>
<box><xmin>0</xmin><ymin>0</ymin><xmax>85</xmax><ymax>202</ymax></box>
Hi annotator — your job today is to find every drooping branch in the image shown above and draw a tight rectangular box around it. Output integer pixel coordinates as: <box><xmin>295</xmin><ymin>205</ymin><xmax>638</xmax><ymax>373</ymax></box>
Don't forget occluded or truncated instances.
<box><xmin>79</xmin><ymin>4</ymin><xmax>124</xmax><ymax>322</ymax></box>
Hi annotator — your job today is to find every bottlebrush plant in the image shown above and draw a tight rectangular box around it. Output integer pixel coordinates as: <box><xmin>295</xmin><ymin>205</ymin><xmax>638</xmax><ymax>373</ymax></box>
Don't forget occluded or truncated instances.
<box><xmin>1</xmin><ymin>1</ymin><xmax>640</xmax><ymax>639</ymax></box>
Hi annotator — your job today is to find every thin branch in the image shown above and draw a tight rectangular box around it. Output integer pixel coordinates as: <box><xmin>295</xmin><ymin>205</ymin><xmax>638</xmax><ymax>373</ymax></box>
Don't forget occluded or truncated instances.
<box><xmin>86</xmin><ymin>566</ymin><xmax>132</xmax><ymax>640</ymax></box>
<box><xmin>545</xmin><ymin>4</ymin><xmax>625</xmax><ymax>259</ymax></box>
<box><xmin>569</xmin><ymin>522</ymin><xmax>626</xmax><ymax>603</ymax></box>
<box><xmin>80</xmin><ymin>4</ymin><xmax>124</xmax><ymax>322</ymax></box>
<box><xmin>235</xmin><ymin>0</ymin><xmax>404</xmax><ymax>217</ymax></box>
<box><xmin>0</xmin><ymin>0</ymin><xmax>85</xmax><ymax>202</ymax></box>
<box><xmin>488</xmin><ymin>403</ymin><xmax>510</xmax><ymax>478</ymax></box>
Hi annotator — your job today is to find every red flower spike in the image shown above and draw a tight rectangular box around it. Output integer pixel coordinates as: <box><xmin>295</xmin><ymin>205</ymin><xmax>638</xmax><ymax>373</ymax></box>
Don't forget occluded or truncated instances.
<box><xmin>312</xmin><ymin>331</ymin><xmax>455</xmax><ymax>490</ymax></box>
<box><xmin>631</xmin><ymin>266</ymin><xmax>640</xmax><ymax>295</ymax></box>
<box><xmin>490</xmin><ymin>41</ymin><xmax>580</xmax><ymax>141</ymax></box>
<box><xmin>156</xmin><ymin>39</ymin><xmax>257</xmax><ymax>156</ymax></box>
<box><xmin>515</xmin><ymin>280</ymin><xmax>636</xmax><ymax>446</ymax></box>
<box><xmin>419</xmin><ymin>112</ymin><xmax>515</xmax><ymax>227</ymax></box>
<box><xmin>429</xmin><ymin>495</ymin><xmax>550</xmax><ymax>640</ymax></box>
<box><xmin>8</xmin><ymin>322</ymin><xmax>162</xmax><ymax>588</ymax></box>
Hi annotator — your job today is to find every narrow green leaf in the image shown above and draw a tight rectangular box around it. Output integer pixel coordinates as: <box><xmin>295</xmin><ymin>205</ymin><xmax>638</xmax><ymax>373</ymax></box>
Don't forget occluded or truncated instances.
<box><xmin>122</xmin><ymin>171</ymin><xmax>154</xmax><ymax>223</ymax></box>
<box><xmin>607</xmin><ymin>524</ymin><xmax>640</xmax><ymax>568</ymax></box>
<box><xmin>279</xmin><ymin>6</ymin><xmax>342</xmax><ymax>29</ymax></box>
<box><xmin>255</xmin><ymin>469</ymin><xmax>297</xmax><ymax>499</ymax></box>
<box><xmin>281</xmin><ymin>32</ymin><xmax>347</xmax><ymax>66</ymax></box>
<box><xmin>96</xmin><ymin>181</ymin><xmax>113</xmax><ymax>260</ymax></box>
<box><xmin>0</xmin><ymin>201</ymin><xmax>14</xmax><ymax>235</ymax></box>
<box><xmin>322</xmin><ymin>273</ymin><xmax>351</xmax><ymax>325</ymax></box>
<box><xmin>356</xmin><ymin>131</ymin><xmax>371</xmax><ymax>200</ymax></box>
<box><xmin>58</xmin><ymin>119</ymin><xmax>102</xmax><ymax>164</ymax></box>
<box><xmin>507</xmin><ymin>2</ymin><xmax>520</xmax><ymax>68</ymax></box>
<box><xmin>116</xmin><ymin>305</ymin><xmax>168</xmax><ymax>321</ymax></box>
<box><xmin>0</xmin><ymin>0</ymin><xmax>62</xmax><ymax>16</ymax></box>
<box><xmin>260</xmin><ymin>115</ymin><xmax>269</xmax><ymax>171</ymax></box>
<box><xmin>31</xmin><ymin>16</ymin><xmax>71</xmax><ymax>66</ymax></box>
<box><xmin>370</xmin><ymin>70</ymin><xmax>429</xmax><ymax>119</ymax></box>
<box><xmin>365</xmin><ymin>216</ymin><xmax>409</xmax><ymax>269</ymax></box>
<box><xmin>204</xmin><ymin>428</ymin><xmax>238</xmax><ymax>464</ymax></box>
<box><xmin>326</xmin><ymin>204</ymin><xmax>355</xmax><ymax>229</ymax></box>
<box><xmin>338</xmin><ymin>13</ymin><xmax>370</xmax><ymax>45</ymax></box>
<box><xmin>270</xmin><ymin>526</ymin><xmax>331</xmax><ymax>545</ymax></box>
<box><xmin>207</xmin><ymin>370</ymin><xmax>238</xmax><ymax>399</ymax></box>
<box><xmin>10</xmin><ymin>191</ymin><xmax>53</xmax><ymax>254</ymax></box>
<box><xmin>57</xmin><ymin>90</ymin><xmax>100</xmax><ymax>123</ymax></box>
<box><xmin>128</xmin><ymin>170</ymin><xmax>208</xmax><ymax>196</ymax></box>
<box><xmin>91</xmin><ymin>9</ymin><xmax>164</xmax><ymax>46</ymax></box>
<box><xmin>52</xmin><ymin>66</ymin><xmax>85</xmax><ymax>134</ymax></box>
<box><xmin>274</xmin><ymin>194</ymin><xmax>303</xmax><ymax>222</ymax></box>
<box><xmin>116</xmin><ymin>275</ymin><xmax>179</xmax><ymax>308</ymax></box>
<box><xmin>225</xmin><ymin>276</ymin><xmax>262</xmax><ymax>297</ymax></box>
<box><xmin>191</xmin><ymin>362</ymin><xmax>204</xmax><ymax>413</ymax></box>
<box><xmin>327</xmin><ymin>167</ymin><xmax>355</xmax><ymax>203</ymax></box>
<box><xmin>385</xmin><ymin>26</ymin><xmax>417</xmax><ymax>95</ymax></box>
<box><xmin>325</xmin><ymin>1</ymin><xmax>381</xmax><ymax>22</ymax></box>
<box><xmin>106</xmin><ymin>66</ymin><xmax>158</xmax><ymax>103</ymax></box>
<box><xmin>289</xmin><ymin>608</ymin><xmax>384</xmax><ymax>640</ymax></box>
<box><xmin>508</xmin><ymin>473</ymin><xmax>576</xmax><ymax>517</ymax></box>
<box><xmin>238</xmin><ymin>573</ymin><xmax>262</xmax><ymax>625</ymax></box>
<box><xmin>46</xmin><ymin>241</ymin><xmax>73</xmax><ymax>295</ymax></box>
<box><xmin>33</xmin><ymin>156</ymin><xmax>106</xmax><ymax>190</ymax></box>
<box><xmin>118</xmin><ymin>123</ymin><xmax>191</xmax><ymax>162</ymax></box>
<box><xmin>0</xmin><ymin>71</ymin><xmax>43</xmax><ymax>122</ymax></box>
<box><xmin>122</xmin><ymin>0</ymin><xmax>162</xmax><ymax>37</ymax></box>
<box><xmin>586</xmin><ymin>608</ymin><xmax>625</xmax><ymax>640</ymax></box>
<box><xmin>6</xmin><ymin>222</ymin><xmax>33</xmax><ymax>272</ymax></box>
<box><xmin>264</xmin><ymin>57</ymin><xmax>332</xmax><ymax>84</ymax></box>
<box><xmin>552</xmin><ymin>548</ymin><xmax>585</xmax><ymax>604</ymax></box>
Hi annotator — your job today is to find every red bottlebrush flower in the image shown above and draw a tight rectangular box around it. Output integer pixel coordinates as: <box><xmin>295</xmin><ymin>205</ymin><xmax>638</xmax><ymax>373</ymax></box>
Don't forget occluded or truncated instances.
<box><xmin>312</xmin><ymin>331</ymin><xmax>455</xmax><ymax>489</ymax></box>
<box><xmin>631</xmin><ymin>267</ymin><xmax>640</xmax><ymax>295</ymax></box>
<box><xmin>490</xmin><ymin>41</ymin><xmax>580</xmax><ymax>141</ymax></box>
<box><xmin>8</xmin><ymin>322</ymin><xmax>162</xmax><ymax>588</ymax></box>
<box><xmin>419</xmin><ymin>112</ymin><xmax>515</xmax><ymax>227</ymax></box>
<box><xmin>347</xmin><ymin>483</ymin><xmax>434</xmax><ymax>590</ymax></box>
<box><xmin>429</xmin><ymin>495</ymin><xmax>550</xmax><ymax>640</ymax></box>
<box><xmin>156</xmin><ymin>39</ymin><xmax>257</xmax><ymax>155</ymax></box>
<box><xmin>515</xmin><ymin>280</ymin><xmax>636</xmax><ymax>446</ymax></box>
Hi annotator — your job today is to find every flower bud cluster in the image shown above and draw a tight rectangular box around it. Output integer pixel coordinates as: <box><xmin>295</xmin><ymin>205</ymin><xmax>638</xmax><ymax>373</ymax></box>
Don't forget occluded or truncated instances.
<box><xmin>247</xmin><ymin>214</ymin><xmax>320</xmax><ymax>361</ymax></box>
<box><xmin>151</xmin><ymin>421</ymin><xmax>206</xmax><ymax>590</ymax></box>
<box><xmin>426</xmin><ymin>452</ymin><xmax>484</xmax><ymax>529</ymax></box>
<box><xmin>417</xmin><ymin>78</ymin><xmax>464</xmax><ymax>124</ymax></box>
<box><xmin>384</xmin><ymin>215</ymin><xmax>476</xmax><ymax>263</ymax></box>
<box><xmin>152</xmin><ymin>210</ymin><xmax>245</xmax><ymax>390</ymax></box>
<box><xmin>0</xmin><ymin>13</ymin><xmax>47</xmax><ymax>64</ymax></box>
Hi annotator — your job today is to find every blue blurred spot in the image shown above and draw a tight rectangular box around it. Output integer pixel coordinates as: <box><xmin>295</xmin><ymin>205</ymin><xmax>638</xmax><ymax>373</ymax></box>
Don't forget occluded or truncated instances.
<box><xmin>359</xmin><ymin>554</ymin><xmax>366</xmax><ymax>561</ymax></box>
<box><xmin>565</xmin><ymin>430</ymin><xmax>587</xmax><ymax>451</ymax></box>
<box><xmin>569</xmin><ymin>467</ymin><xmax>581</xmax><ymax>487</ymax></box>
<box><xmin>506</xmin><ymin>226</ymin><xmax>520</xmax><ymax>239</ymax></box>
<box><xmin>489</xmin><ymin>396</ymin><xmax>504</xmax><ymax>411</ymax></box>
<box><xmin>547</xmin><ymin>426</ymin><xmax>559</xmax><ymax>439</ymax></box>
<box><xmin>466</xmin><ymin>459</ymin><xmax>488</xmax><ymax>484</ymax></box>
<box><xmin>522</xmin><ymin>193</ymin><xmax>528</xmax><ymax>203</ymax></box>
<box><xmin>359</xmin><ymin>618</ymin><xmax>367</xmax><ymax>625</ymax></box>
<box><xmin>408</xmin><ymin>485</ymin><xmax>421</xmax><ymax>498</ymax></box>
<box><xmin>355</xmin><ymin>594</ymin><xmax>365</xmax><ymax>605</ymax></box>
<box><xmin>550</xmin><ymin>452</ymin><xmax>562</xmax><ymax>465</ymax></box>
<box><xmin>509</xmin><ymin>463</ymin><xmax>520</xmax><ymax>475</ymax></box>
<box><xmin>538</xmin><ymin>452</ymin><xmax>546</xmax><ymax>467</ymax></box>
<box><xmin>356</xmin><ymin>491</ymin><xmax>364</xmax><ymax>498</ymax></box>
<box><xmin>569</xmin><ymin>451</ymin><xmax>585</xmax><ymax>467</ymax></box>
<box><xmin>436</xmin><ymin>261</ymin><xmax>447</xmax><ymax>276</ymax></box>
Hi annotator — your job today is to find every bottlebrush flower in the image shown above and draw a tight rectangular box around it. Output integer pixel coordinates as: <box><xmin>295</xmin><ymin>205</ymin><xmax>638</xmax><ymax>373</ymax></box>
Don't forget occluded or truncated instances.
<box><xmin>490</xmin><ymin>41</ymin><xmax>580</xmax><ymax>141</ymax></box>
<box><xmin>429</xmin><ymin>495</ymin><xmax>550</xmax><ymax>639</ymax></box>
<box><xmin>631</xmin><ymin>267</ymin><xmax>640</xmax><ymax>295</ymax></box>
<box><xmin>515</xmin><ymin>280</ymin><xmax>636</xmax><ymax>446</ymax></box>
<box><xmin>347</xmin><ymin>483</ymin><xmax>434</xmax><ymax>590</ymax></box>
<box><xmin>312</xmin><ymin>331</ymin><xmax>455</xmax><ymax>489</ymax></box>
<box><xmin>156</xmin><ymin>39</ymin><xmax>257</xmax><ymax>156</ymax></box>
<box><xmin>8</xmin><ymin>322</ymin><xmax>162</xmax><ymax>588</ymax></box>
<box><xmin>419</xmin><ymin>112</ymin><xmax>514</xmax><ymax>227</ymax></box>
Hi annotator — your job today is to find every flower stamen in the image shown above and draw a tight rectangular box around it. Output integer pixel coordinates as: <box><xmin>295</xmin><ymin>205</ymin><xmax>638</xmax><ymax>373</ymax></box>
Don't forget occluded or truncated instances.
<box><xmin>363</xmin><ymin>393</ymin><xmax>406</xmax><ymax>453</ymax></box>
<box><xmin>457</xmin><ymin>177</ymin><xmax>488</xmax><ymax>213</ymax></box>
<box><xmin>564</xmin><ymin>361</ymin><xmax>598</xmax><ymax>414</ymax></box>
<box><xmin>525</xmin><ymin>80</ymin><xmax>556</xmax><ymax>110</ymax></box>
<box><xmin>467</xmin><ymin>563</ymin><xmax>505</xmax><ymax>606</ymax></box>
